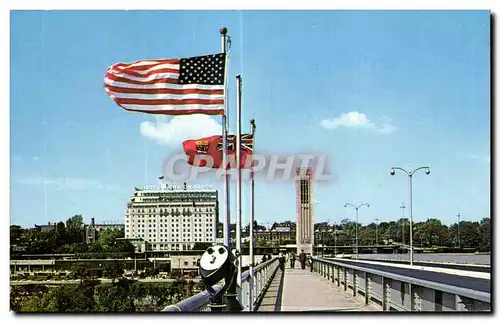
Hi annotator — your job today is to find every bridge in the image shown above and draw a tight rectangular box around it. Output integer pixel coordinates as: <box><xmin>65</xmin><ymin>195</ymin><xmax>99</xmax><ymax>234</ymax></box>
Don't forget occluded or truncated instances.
<box><xmin>163</xmin><ymin>257</ymin><xmax>491</xmax><ymax>312</ymax></box>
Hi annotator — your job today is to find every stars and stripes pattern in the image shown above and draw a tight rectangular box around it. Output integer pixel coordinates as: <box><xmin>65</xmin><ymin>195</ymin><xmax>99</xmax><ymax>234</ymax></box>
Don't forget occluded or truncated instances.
<box><xmin>217</xmin><ymin>134</ymin><xmax>254</xmax><ymax>152</ymax></box>
<box><xmin>104</xmin><ymin>53</ymin><xmax>226</xmax><ymax>115</ymax></box>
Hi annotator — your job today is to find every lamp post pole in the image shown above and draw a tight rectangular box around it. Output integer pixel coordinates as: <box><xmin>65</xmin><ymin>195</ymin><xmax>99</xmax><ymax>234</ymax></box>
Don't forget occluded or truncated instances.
<box><xmin>374</xmin><ymin>218</ymin><xmax>379</xmax><ymax>245</ymax></box>
<box><xmin>390</xmin><ymin>166</ymin><xmax>430</xmax><ymax>266</ymax></box>
<box><xmin>322</xmin><ymin>230</ymin><xmax>325</xmax><ymax>257</ymax></box>
<box><xmin>457</xmin><ymin>213</ymin><xmax>461</xmax><ymax>248</ymax></box>
<box><xmin>400</xmin><ymin>202</ymin><xmax>406</xmax><ymax>247</ymax></box>
<box><xmin>344</xmin><ymin>203</ymin><xmax>370</xmax><ymax>260</ymax></box>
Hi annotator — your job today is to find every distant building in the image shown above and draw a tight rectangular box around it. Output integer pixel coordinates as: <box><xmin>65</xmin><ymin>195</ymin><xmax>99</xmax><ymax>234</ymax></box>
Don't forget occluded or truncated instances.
<box><xmin>125</xmin><ymin>186</ymin><xmax>219</xmax><ymax>252</ymax></box>
<box><xmin>85</xmin><ymin>217</ymin><xmax>125</xmax><ymax>244</ymax></box>
<box><xmin>255</xmin><ymin>222</ymin><xmax>296</xmax><ymax>244</ymax></box>
<box><xmin>34</xmin><ymin>222</ymin><xmax>57</xmax><ymax>233</ymax></box>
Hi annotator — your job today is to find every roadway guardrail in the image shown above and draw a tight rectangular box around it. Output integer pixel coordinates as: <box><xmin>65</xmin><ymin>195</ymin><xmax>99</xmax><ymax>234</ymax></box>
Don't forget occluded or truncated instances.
<box><xmin>312</xmin><ymin>257</ymin><xmax>490</xmax><ymax>312</ymax></box>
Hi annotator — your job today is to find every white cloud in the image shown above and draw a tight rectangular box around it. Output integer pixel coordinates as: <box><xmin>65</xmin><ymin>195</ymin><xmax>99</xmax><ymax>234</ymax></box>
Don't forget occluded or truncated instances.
<box><xmin>469</xmin><ymin>154</ymin><xmax>490</xmax><ymax>164</ymax></box>
<box><xmin>321</xmin><ymin>111</ymin><xmax>398</xmax><ymax>134</ymax></box>
<box><xmin>12</xmin><ymin>155</ymin><xmax>22</xmax><ymax>163</ymax></box>
<box><xmin>140</xmin><ymin>115</ymin><xmax>222</xmax><ymax>146</ymax></box>
<box><xmin>17</xmin><ymin>176</ymin><xmax>123</xmax><ymax>192</ymax></box>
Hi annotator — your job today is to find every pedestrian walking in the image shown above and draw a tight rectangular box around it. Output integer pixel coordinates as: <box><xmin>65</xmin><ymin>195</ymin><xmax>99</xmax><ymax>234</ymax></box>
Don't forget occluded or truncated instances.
<box><xmin>290</xmin><ymin>252</ymin><xmax>296</xmax><ymax>269</ymax></box>
<box><xmin>278</xmin><ymin>252</ymin><xmax>286</xmax><ymax>272</ymax></box>
<box><xmin>299</xmin><ymin>249</ymin><xmax>307</xmax><ymax>270</ymax></box>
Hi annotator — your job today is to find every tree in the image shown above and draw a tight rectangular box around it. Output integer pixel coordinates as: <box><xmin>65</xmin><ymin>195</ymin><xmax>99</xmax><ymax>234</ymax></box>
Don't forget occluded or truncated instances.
<box><xmin>457</xmin><ymin>221</ymin><xmax>481</xmax><ymax>249</ymax></box>
<box><xmin>478</xmin><ymin>218</ymin><xmax>491</xmax><ymax>252</ymax></box>
<box><xmin>96</xmin><ymin>228</ymin><xmax>125</xmax><ymax>252</ymax></box>
<box><xmin>421</xmin><ymin>219</ymin><xmax>446</xmax><ymax>247</ymax></box>
<box><xmin>103</xmin><ymin>260</ymin><xmax>124</xmax><ymax>283</ymax></box>
<box><xmin>72</xmin><ymin>263</ymin><xmax>91</xmax><ymax>284</ymax></box>
<box><xmin>20</xmin><ymin>285</ymin><xmax>94</xmax><ymax>312</ymax></box>
<box><xmin>10</xmin><ymin>225</ymin><xmax>23</xmax><ymax>245</ymax></box>
<box><xmin>62</xmin><ymin>242</ymin><xmax>89</xmax><ymax>254</ymax></box>
<box><xmin>93</xmin><ymin>283</ymin><xmax>134</xmax><ymax>312</ymax></box>
<box><xmin>66</xmin><ymin>215</ymin><xmax>85</xmax><ymax>243</ymax></box>
<box><xmin>112</xmin><ymin>239</ymin><xmax>135</xmax><ymax>254</ymax></box>
<box><xmin>131</xmin><ymin>283</ymin><xmax>171</xmax><ymax>312</ymax></box>
<box><xmin>359</xmin><ymin>228</ymin><xmax>376</xmax><ymax>245</ymax></box>
<box><xmin>54</xmin><ymin>222</ymin><xmax>67</xmax><ymax>249</ymax></box>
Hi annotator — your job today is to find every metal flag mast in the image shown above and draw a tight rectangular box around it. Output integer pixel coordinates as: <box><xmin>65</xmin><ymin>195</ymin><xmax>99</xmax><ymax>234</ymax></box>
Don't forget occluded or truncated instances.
<box><xmin>220</xmin><ymin>27</ymin><xmax>231</xmax><ymax>248</ymax></box>
<box><xmin>248</xmin><ymin>118</ymin><xmax>256</xmax><ymax>311</ymax></box>
<box><xmin>220</xmin><ymin>27</ymin><xmax>242</xmax><ymax>312</ymax></box>
<box><xmin>235</xmin><ymin>74</ymin><xmax>243</xmax><ymax>299</ymax></box>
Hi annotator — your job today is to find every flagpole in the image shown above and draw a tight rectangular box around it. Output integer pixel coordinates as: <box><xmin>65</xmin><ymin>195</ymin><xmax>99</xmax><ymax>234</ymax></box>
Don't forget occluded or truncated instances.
<box><xmin>235</xmin><ymin>74</ymin><xmax>242</xmax><ymax>295</ymax></box>
<box><xmin>220</xmin><ymin>27</ymin><xmax>231</xmax><ymax>248</ymax></box>
<box><xmin>248</xmin><ymin>118</ymin><xmax>256</xmax><ymax>311</ymax></box>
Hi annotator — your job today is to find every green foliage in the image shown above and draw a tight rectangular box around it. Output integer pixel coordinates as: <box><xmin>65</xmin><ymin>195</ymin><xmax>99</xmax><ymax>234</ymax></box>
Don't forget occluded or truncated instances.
<box><xmin>326</xmin><ymin>216</ymin><xmax>491</xmax><ymax>250</ymax></box>
<box><xmin>19</xmin><ymin>284</ymin><xmax>94</xmax><ymax>312</ymax></box>
<box><xmin>72</xmin><ymin>263</ymin><xmax>91</xmax><ymax>284</ymax></box>
<box><xmin>93</xmin><ymin>283</ymin><xmax>135</xmax><ymax>312</ymax></box>
<box><xmin>143</xmin><ymin>267</ymin><xmax>160</xmax><ymax>278</ymax></box>
<box><xmin>103</xmin><ymin>260</ymin><xmax>124</xmax><ymax>283</ymax></box>
<box><xmin>14</xmin><ymin>279</ymin><xmax>198</xmax><ymax>312</ymax></box>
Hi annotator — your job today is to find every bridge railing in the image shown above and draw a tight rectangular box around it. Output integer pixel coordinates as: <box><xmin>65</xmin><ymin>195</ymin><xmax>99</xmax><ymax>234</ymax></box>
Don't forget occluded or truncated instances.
<box><xmin>163</xmin><ymin>257</ymin><xmax>279</xmax><ymax>312</ymax></box>
<box><xmin>312</xmin><ymin>257</ymin><xmax>490</xmax><ymax>312</ymax></box>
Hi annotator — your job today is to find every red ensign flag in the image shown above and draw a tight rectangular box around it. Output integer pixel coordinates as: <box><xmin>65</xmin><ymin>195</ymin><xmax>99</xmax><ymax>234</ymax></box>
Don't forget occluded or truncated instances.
<box><xmin>183</xmin><ymin>134</ymin><xmax>254</xmax><ymax>169</ymax></box>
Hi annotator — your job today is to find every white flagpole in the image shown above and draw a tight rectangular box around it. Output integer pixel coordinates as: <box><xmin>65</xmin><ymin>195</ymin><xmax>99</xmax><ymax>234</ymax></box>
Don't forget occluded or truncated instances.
<box><xmin>235</xmin><ymin>74</ymin><xmax>242</xmax><ymax>292</ymax></box>
<box><xmin>220</xmin><ymin>27</ymin><xmax>231</xmax><ymax>247</ymax></box>
<box><xmin>248</xmin><ymin>119</ymin><xmax>256</xmax><ymax>311</ymax></box>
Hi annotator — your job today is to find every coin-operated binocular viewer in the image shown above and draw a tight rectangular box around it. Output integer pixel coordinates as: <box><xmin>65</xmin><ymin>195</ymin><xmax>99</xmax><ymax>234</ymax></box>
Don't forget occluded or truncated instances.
<box><xmin>198</xmin><ymin>245</ymin><xmax>243</xmax><ymax>312</ymax></box>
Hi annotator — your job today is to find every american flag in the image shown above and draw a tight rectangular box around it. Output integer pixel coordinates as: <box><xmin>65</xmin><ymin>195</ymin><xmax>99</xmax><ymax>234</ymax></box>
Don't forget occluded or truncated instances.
<box><xmin>104</xmin><ymin>53</ymin><xmax>226</xmax><ymax>115</ymax></box>
<box><xmin>217</xmin><ymin>134</ymin><xmax>254</xmax><ymax>152</ymax></box>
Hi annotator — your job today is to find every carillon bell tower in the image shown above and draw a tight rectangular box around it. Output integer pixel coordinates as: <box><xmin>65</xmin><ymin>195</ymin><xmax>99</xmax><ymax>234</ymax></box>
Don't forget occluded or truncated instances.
<box><xmin>295</xmin><ymin>167</ymin><xmax>314</xmax><ymax>255</ymax></box>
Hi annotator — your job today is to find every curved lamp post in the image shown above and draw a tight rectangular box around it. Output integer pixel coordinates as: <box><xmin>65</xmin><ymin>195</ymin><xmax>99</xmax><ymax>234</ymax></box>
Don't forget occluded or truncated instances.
<box><xmin>344</xmin><ymin>203</ymin><xmax>370</xmax><ymax>260</ymax></box>
<box><xmin>390</xmin><ymin>166</ymin><xmax>430</xmax><ymax>265</ymax></box>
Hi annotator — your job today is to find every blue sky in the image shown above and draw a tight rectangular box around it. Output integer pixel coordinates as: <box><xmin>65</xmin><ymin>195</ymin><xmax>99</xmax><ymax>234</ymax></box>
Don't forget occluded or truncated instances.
<box><xmin>10</xmin><ymin>10</ymin><xmax>490</xmax><ymax>228</ymax></box>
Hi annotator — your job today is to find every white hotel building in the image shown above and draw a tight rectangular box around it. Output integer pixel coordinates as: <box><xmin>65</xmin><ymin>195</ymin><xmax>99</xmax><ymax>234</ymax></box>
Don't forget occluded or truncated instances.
<box><xmin>125</xmin><ymin>187</ymin><xmax>219</xmax><ymax>251</ymax></box>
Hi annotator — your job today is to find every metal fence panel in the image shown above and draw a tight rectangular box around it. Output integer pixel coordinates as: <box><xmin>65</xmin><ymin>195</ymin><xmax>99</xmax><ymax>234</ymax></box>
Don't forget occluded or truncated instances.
<box><xmin>420</xmin><ymin>287</ymin><xmax>437</xmax><ymax>311</ymax></box>
<box><xmin>370</xmin><ymin>274</ymin><xmax>384</xmax><ymax>303</ymax></box>
<box><xmin>357</xmin><ymin>270</ymin><xmax>366</xmax><ymax>295</ymax></box>
<box><xmin>442</xmin><ymin>292</ymin><xmax>456</xmax><ymax>311</ymax></box>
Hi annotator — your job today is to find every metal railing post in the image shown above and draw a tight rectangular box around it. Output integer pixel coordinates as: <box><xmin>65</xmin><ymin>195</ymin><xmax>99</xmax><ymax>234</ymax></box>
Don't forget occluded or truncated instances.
<box><xmin>353</xmin><ymin>269</ymin><xmax>357</xmax><ymax>297</ymax></box>
<box><xmin>364</xmin><ymin>271</ymin><xmax>369</xmax><ymax>305</ymax></box>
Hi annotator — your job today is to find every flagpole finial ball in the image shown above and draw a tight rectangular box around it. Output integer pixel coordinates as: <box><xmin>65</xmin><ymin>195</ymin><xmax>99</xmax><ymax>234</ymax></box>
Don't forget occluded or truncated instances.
<box><xmin>220</xmin><ymin>27</ymin><xmax>228</xmax><ymax>35</ymax></box>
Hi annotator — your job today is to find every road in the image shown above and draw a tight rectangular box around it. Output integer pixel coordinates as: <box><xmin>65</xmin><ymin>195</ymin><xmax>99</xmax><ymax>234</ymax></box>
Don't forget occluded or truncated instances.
<box><xmin>353</xmin><ymin>259</ymin><xmax>490</xmax><ymax>273</ymax></box>
<box><xmin>330</xmin><ymin>259</ymin><xmax>491</xmax><ymax>294</ymax></box>
<box><xmin>356</xmin><ymin>253</ymin><xmax>490</xmax><ymax>265</ymax></box>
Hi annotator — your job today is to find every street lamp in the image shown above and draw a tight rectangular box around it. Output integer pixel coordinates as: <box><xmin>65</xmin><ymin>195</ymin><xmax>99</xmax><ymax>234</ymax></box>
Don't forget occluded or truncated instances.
<box><xmin>400</xmin><ymin>203</ymin><xmax>406</xmax><ymax>247</ymax></box>
<box><xmin>321</xmin><ymin>229</ymin><xmax>326</xmax><ymax>257</ymax></box>
<box><xmin>344</xmin><ymin>203</ymin><xmax>370</xmax><ymax>260</ymax></box>
<box><xmin>390</xmin><ymin>166</ymin><xmax>430</xmax><ymax>266</ymax></box>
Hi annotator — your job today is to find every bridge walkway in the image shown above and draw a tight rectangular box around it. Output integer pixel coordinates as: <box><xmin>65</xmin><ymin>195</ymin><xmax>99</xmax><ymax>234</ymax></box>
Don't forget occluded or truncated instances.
<box><xmin>255</xmin><ymin>266</ymin><xmax>283</xmax><ymax>311</ymax></box>
<box><xmin>258</xmin><ymin>265</ymin><xmax>379</xmax><ymax>312</ymax></box>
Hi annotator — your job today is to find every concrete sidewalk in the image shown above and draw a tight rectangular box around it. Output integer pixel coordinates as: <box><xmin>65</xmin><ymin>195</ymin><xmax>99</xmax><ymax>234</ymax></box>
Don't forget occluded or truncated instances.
<box><xmin>280</xmin><ymin>267</ymin><xmax>380</xmax><ymax>312</ymax></box>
